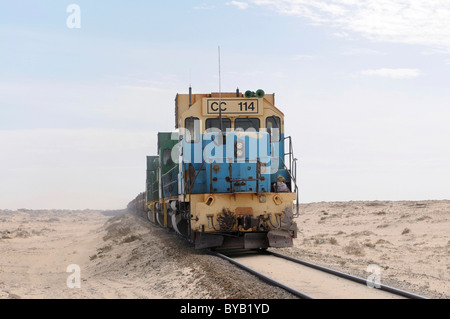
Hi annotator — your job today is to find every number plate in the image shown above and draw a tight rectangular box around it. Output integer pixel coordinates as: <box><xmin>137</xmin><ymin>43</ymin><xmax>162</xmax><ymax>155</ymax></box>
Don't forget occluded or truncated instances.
<box><xmin>203</xmin><ymin>98</ymin><xmax>260</xmax><ymax>115</ymax></box>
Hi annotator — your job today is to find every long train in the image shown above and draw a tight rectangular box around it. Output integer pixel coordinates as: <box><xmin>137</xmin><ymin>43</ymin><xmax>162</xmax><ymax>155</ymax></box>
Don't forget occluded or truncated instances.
<box><xmin>128</xmin><ymin>88</ymin><xmax>299</xmax><ymax>249</ymax></box>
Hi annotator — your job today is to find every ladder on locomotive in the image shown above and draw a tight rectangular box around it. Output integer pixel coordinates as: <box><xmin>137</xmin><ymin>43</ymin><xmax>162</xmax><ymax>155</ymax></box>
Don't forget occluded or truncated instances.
<box><xmin>283</xmin><ymin>136</ymin><xmax>299</xmax><ymax>217</ymax></box>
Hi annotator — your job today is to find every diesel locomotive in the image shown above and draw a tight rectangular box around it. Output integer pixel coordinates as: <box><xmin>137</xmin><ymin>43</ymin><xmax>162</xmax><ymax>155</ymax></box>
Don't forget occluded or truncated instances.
<box><xmin>128</xmin><ymin>88</ymin><xmax>299</xmax><ymax>249</ymax></box>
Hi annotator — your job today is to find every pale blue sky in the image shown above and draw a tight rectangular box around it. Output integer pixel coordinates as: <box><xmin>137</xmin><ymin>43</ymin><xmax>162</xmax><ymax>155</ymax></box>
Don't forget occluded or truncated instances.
<box><xmin>1</xmin><ymin>1</ymin><xmax>450</xmax><ymax>209</ymax></box>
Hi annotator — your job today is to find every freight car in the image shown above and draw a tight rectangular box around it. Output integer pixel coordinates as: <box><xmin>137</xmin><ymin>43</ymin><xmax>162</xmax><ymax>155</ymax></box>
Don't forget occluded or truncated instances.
<box><xmin>128</xmin><ymin>88</ymin><xmax>299</xmax><ymax>249</ymax></box>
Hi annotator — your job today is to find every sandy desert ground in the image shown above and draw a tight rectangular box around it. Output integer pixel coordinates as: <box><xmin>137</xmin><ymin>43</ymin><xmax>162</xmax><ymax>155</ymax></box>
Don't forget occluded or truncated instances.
<box><xmin>277</xmin><ymin>200</ymin><xmax>449</xmax><ymax>299</ymax></box>
<box><xmin>0</xmin><ymin>200</ymin><xmax>448</xmax><ymax>299</ymax></box>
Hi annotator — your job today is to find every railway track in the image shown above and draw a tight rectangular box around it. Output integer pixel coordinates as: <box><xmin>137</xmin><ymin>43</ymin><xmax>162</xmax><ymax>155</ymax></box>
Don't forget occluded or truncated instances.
<box><xmin>208</xmin><ymin>249</ymin><xmax>427</xmax><ymax>299</ymax></box>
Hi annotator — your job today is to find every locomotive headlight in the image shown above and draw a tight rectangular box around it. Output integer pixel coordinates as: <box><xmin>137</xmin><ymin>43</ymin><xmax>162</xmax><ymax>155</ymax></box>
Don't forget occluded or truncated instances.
<box><xmin>235</xmin><ymin>140</ymin><xmax>245</xmax><ymax>158</ymax></box>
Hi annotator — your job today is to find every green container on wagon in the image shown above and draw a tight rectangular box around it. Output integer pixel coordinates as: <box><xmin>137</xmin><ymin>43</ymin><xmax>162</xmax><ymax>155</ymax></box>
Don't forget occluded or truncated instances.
<box><xmin>158</xmin><ymin>132</ymin><xmax>179</xmax><ymax>198</ymax></box>
<box><xmin>146</xmin><ymin>156</ymin><xmax>159</xmax><ymax>202</ymax></box>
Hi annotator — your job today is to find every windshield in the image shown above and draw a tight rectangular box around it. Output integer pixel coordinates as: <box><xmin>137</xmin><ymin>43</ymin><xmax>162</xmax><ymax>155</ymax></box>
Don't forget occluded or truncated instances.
<box><xmin>205</xmin><ymin>118</ymin><xmax>231</xmax><ymax>131</ymax></box>
<box><xmin>235</xmin><ymin>118</ymin><xmax>260</xmax><ymax>132</ymax></box>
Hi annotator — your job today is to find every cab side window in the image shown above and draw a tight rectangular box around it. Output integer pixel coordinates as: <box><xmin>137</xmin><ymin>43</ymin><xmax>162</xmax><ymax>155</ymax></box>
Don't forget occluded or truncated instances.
<box><xmin>185</xmin><ymin>117</ymin><xmax>200</xmax><ymax>143</ymax></box>
<box><xmin>266</xmin><ymin>116</ymin><xmax>281</xmax><ymax>142</ymax></box>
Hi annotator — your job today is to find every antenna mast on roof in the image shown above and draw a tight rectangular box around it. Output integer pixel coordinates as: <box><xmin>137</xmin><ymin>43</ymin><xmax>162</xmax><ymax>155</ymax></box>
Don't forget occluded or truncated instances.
<box><xmin>218</xmin><ymin>45</ymin><xmax>223</xmax><ymax>132</ymax></box>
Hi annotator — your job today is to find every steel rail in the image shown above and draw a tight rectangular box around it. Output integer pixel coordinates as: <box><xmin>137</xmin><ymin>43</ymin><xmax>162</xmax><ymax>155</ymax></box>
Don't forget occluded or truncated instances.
<box><xmin>267</xmin><ymin>251</ymin><xmax>428</xmax><ymax>299</ymax></box>
<box><xmin>207</xmin><ymin>249</ymin><xmax>314</xmax><ymax>299</ymax></box>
